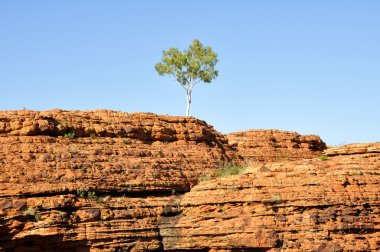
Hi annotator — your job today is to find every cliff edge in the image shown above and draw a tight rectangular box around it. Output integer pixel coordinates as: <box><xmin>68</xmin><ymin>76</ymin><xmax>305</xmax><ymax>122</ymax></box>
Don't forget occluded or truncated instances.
<box><xmin>0</xmin><ymin>110</ymin><xmax>379</xmax><ymax>251</ymax></box>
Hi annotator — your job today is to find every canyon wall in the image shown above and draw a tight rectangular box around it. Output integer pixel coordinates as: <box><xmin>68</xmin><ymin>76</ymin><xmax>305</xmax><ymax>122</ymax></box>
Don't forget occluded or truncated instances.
<box><xmin>0</xmin><ymin>110</ymin><xmax>237</xmax><ymax>251</ymax></box>
<box><xmin>0</xmin><ymin>110</ymin><xmax>379</xmax><ymax>251</ymax></box>
<box><xmin>161</xmin><ymin>143</ymin><xmax>380</xmax><ymax>251</ymax></box>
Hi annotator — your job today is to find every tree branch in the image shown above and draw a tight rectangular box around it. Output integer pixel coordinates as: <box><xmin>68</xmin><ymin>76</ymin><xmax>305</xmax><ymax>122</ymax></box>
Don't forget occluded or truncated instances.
<box><xmin>169</xmin><ymin>76</ymin><xmax>188</xmax><ymax>92</ymax></box>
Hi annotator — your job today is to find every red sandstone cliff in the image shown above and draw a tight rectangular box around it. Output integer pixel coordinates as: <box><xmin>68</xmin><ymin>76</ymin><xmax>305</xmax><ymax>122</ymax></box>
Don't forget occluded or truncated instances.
<box><xmin>0</xmin><ymin>110</ymin><xmax>379</xmax><ymax>251</ymax></box>
<box><xmin>161</xmin><ymin>143</ymin><xmax>380</xmax><ymax>251</ymax></box>
<box><xmin>0</xmin><ymin>110</ymin><xmax>239</xmax><ymax>251</ymax></box>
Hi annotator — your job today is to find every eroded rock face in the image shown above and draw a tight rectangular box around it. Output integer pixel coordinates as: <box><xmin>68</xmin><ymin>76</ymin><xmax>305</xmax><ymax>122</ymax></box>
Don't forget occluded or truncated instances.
<box><xmin>324</xmin><ymin>142</ymin><xmax>380</xmax><ymax>156</ymax></box>
<box><xmin>0</xmin><ymin>110</ymin><xmax>228</xmax><ymax>145</ymax></box>
<box><xmin>0</xmin><ymin>195</ymin><xmax>170</xmax><ymax>251</ymax></box>
<box><xmin>0</xmin><ymin>110</ymin><xmax>238</xmax><ymax>251</ymax></box>
<box><xmin>161</xmin><ymin>143</ymin><xmax>380</xmax><ymax>251</ymax></box>
<box><xmin>1</xmin><ymin>110</ymin><xmax>379</xmax><ymax>252</ymax></box>
<box><xmin>227</xmin><ymin>130</ymin><xmax>327</xmax><ymax>162</ymax></box>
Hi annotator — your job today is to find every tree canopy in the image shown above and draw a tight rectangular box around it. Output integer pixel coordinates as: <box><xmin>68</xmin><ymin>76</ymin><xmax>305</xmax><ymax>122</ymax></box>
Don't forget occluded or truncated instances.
<box><xmin>155</xmin><ymin>39</ymin><xmax>219</xmax><ymax>116</ymax></box>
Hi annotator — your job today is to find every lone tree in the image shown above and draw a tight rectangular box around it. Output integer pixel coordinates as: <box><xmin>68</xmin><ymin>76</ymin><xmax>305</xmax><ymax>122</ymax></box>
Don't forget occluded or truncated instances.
<box><xmin>155</xmin><ymin>39</ymin><xmax>219</xmax><ymax>116</ymax></box>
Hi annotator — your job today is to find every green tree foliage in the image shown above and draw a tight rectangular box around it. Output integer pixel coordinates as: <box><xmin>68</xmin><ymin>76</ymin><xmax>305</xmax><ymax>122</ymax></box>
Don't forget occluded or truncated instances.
<box><xmin>155</xmin><ymin>39</ymin><xmax>219</xmax><ymax>116</ymax></box>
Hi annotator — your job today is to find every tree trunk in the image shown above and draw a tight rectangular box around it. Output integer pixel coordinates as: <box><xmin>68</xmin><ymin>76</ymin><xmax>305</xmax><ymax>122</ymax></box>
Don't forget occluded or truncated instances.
<box><xmin>186</xmin><ymin>92</ymin><xmax>191</xmax><ymax>116</ymax></box>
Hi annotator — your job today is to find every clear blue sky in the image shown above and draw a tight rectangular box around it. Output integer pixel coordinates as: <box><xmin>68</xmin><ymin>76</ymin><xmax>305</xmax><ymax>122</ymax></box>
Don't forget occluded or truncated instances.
<box><xmin>1</xmin><ymin>1</ymin><xmax>379</xmax><ymax>145</ymax></box>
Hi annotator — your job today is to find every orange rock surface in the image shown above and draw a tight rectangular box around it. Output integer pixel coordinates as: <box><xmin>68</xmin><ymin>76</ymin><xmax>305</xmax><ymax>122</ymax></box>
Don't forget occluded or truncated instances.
<box><xmin>0</xmin><ymin>110</ymin><xmax>379</xmax><ymax>251</ymax></box>
<box><xmin>227</xmin><ymin>130</ymin><xmax>327</xmax><ymax>162</ymax></box>
<box><xmin>0</xmin><ymin>110</ymin><xmax>238</xmax><ymax>251</ymax></box>
<box><xmin>161</xmin><ymin>143</ymin><xmax>380</xmax><ymax>251</ymax></box>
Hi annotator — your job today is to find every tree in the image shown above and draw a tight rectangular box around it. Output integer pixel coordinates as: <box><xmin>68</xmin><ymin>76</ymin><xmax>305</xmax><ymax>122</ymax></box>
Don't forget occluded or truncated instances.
<box><xmin>155</xmin><ymin>39</ymin><xmax>219</xmax><ymax>116</ymax></box>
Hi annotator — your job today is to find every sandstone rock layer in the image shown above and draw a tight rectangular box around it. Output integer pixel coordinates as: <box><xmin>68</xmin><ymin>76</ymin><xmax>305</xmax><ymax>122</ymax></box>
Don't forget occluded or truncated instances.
<box><xmin>161</xmin><ymin>143</ymin><xmax>380</xmax><ymax>251</ymax></box>
<box><xmin>0</xmin><ymin>110</ymin><xmax>238</xmax><ymax>251</ymax></box>
<box><xmin>0</xmin><ymin>110</ymin><xmax>379</xmax><ymax>252</ymax></box>
<box><xmin>227</xmin><ymin>130</ymin><xmax>327</xmax><ymax>162</ymax></box>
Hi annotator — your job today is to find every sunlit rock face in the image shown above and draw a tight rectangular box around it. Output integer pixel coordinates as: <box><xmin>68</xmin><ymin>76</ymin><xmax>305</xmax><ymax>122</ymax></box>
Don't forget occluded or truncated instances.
<box><xmin>0</xmin><ymin>110</ymin><xmax>378</xmax><ymax>251</ymax></box>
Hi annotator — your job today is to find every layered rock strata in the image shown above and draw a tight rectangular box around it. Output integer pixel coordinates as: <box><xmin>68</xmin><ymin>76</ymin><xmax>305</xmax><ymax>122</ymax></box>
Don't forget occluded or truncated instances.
<box><xmin>1</xmin><ymin>110</ymin><xmax>379</xmax><ymax>251</ymax></box>
<box><xmin>161</xmin><ymin>143</ymin><xmax>380</xmax><ymax>251</ymax></box>
<box><xmin>227</xmin><ymin>130</ymin><xmax>327</xmax><ymax>162</ymax></box>
<box><xmin>0</xmin><ymin>110</ymin><xmax>238</xmax><ymax>251</ymax></box>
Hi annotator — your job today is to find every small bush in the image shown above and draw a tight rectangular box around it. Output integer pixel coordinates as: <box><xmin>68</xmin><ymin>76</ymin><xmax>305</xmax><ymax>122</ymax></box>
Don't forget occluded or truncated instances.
<box><xmin>68</xmin><ymin>146</ymin><xmax>77</xmax><ymax>153</ymax></box>
<box><xmin>276</xmin><ymin>157</ymin><xmax>290</xmax><ymax>162</ymax></box>
<box><xmin>271</xmin><ymin>194</ymin><xmax>282</xmax><ymax>203</ymax></box>
<box><xmin>76</xmin><ymin>189</ymin><xmax>87</xmax><ymax>198</ymax></box>
<box><xmin>122</xmin><ymin>138</ymin><xmax>131</xmax><ymax>145</ymax></box>
<box><xmin>319</xmin><ymin>155</ymin><xmax>328</xmax><ymax>161</ymax></box>
<box><xmin>76</xmin><ymin>188</ymin><xmax>96</xmax><ymax>198</ymax></box>
<box><xmin>349</xmin><ymin>170</ymin><xmax>363</xmax><ymax>176</ymax></box>
<box><xmin>87</xmin><ymin>191</ymin><xmax>96</xmax><ymax>198</ymax></box>
<box><xmin>97</xmin><ymin>197</ymin><xmax>105</xmax><ymax>204</ymax></box>
<box><xmin>216</xmin><ymin>163</ymin><xmax>247</xmax><ymax>177</ymax></box>
<box><xmin>64</xmin><ymin>132</ymin><xmax>76</xmax><ymax>139</ymax></box>
<box><xmin>198</xmin><ymin>173</ymin><xmax>212</xmax><ymax>182</ymax></box>
<box><xmin>24</xmin><ymin>207</ymin><xmax>42</xmax><ymax>221</ymax></box>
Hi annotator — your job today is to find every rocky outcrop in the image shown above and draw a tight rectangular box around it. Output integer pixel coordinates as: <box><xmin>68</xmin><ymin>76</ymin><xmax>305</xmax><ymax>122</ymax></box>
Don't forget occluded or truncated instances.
<box><xmin>0</xmin><ymin>109</ymin><xmax>228</xmax><ymax>144</ymax></box>
<box><xmin>161</xmin><ymin>143</ymin><xmax>380</xmax><ymax>251</ymax></box>
<box><xmin>1</xmin><ymin>110</ymin><xmax>379</xmax><ymax>251</ymax></box>
<box><xmin>0</xmin><ymin>110</ymin><xmax>238</xmax><ymax>251</ymax></box>
<box><xmin>324</xmin><ymin>142</ymin><xmax>380</xmax><ymax>156</ymax></box>
<box><xmin>227</xmin><ymin>130</ymin><xmax>327</xmax><ymax>162</ymax></box>
<box><xmin>0</xmin><ymin>194</ymin><xmax>171</xmax><ymax>251</ymax></box>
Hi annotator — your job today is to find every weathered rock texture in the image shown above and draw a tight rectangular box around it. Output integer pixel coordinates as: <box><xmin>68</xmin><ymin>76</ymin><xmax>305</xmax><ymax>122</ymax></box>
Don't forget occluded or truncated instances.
<box><xmin>161</xmin><ymin>143</ymin><xmax>380</xmax><ymax>251</ymax></box>
<box><xmin>0</xmin><ymin>110</ymin><xmax>238</xmax><ymax>251</ymax></box>
<box><xmin>1</xmin><ymin>110</ymin><xmax>379</xmax><ymax>252</ymax></box>
<box><xmin>227</xmin><ymin>130</ymin><xmax>327</xmax><ymax>162</ymax></box>
<box><xmin>324</xmin><ymin>142</ymin><xmax>380</xmax><ymax>156</ymax></box>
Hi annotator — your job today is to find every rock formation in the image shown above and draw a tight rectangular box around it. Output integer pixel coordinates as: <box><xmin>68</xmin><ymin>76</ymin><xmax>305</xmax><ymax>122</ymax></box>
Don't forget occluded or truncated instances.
<box><xmin>227</xmin><ymin>129</ymin><xmax>327</xmax><ymax>162</ymax></box>
<box><xmin>161</xmin><ymin>143</ymin><xmax>380</xmax><ymax>251</ymax></box>
<box><xmin>0</xmin><ymin>110</ymin><xmax>238</xmax><ymax>251</ymax></box>
<box><xmin>0</xmin><ymin>110</ymin><xmax>379</xmax><ymax>251</ymax></box>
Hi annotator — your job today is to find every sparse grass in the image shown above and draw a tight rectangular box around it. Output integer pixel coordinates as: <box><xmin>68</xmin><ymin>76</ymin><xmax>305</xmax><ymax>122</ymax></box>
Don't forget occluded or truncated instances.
<box><xmin>97</xmin><ymin>196</ymin><xmax>105</xmax><ymax>204</ymax></box>
<box><xmin>76</xmin><ymin>188</ymin><xmax>87</xmax><ymax>198</ymax></box>
<box><xmin>76</xmin><ymin>188</ymin><xmax>96</xmax><ymax>198</ymax></box>
<box><xmin>64</xmin><ymin>132</ymin><xmax>76</xmax><ymax>139</ymax></box>
<box><xmin>122</xmin><ymin>138</ymin><xmax>131</xmax><ymax>145</ymax></box>
<box><xmin>349</xmin><ymin>170</ymin><xmax>363</xmax><ymax>176</ymax></box>
<box><xmin>198</xmin><ymin>163</ymin><xmax>248</xmax><ymax>182</ymax></box>
<box><xmin>23</xmin><ymin>206</ymin><xmax>42</xmax><ymax>221</ymax></box>
<box><xmin>87</xmin><ymin>191</ymin><xmax>96</xmax><ymax>198</ymax></box>
<box><xmin>174</xmin><ymin>198</ymin><xmax>181</xmax><ymax>207</ymax></box>
<box><xmin>319</xmin><ymin>155</ymin><xmax>329</xmax><ymax>161</ymax></box>
<box><xmin>198</xmin><ymin>173</ymin><xmax>212</xmax><ymax>182</ymax></box>
<box><xmin>216</xmin><ymin>163</ymin><xmax>248</xmax><ymax>177</ymax></box>
<box><xmin>276</xmin><ymin>157</ymin><xmax>291</xmax><ymax>162</ymax></box>
<box><xmin>68</xmin><ymin>146</ymin><xmax>77</xmax><ymax>153</ymax></box>
<box><xmin>271</xmin><ymin>194</ymin><xmax>282</xmax><ymax>203</ymax></box>
<box><xmin>218</xmin><ymin>208</ymin><xmax>227</xmax><ymax>215</ymax></box>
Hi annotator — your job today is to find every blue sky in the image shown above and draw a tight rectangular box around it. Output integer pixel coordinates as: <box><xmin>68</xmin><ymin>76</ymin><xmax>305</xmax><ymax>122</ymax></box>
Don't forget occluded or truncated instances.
<box><xmin>1</xmin><ymin>1</ymin><xmax>379</xmax><ymax>145</ymax></box>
